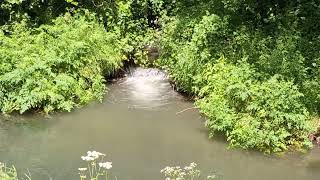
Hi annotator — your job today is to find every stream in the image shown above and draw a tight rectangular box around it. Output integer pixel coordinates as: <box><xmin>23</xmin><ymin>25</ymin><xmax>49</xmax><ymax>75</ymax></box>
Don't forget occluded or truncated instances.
<box><xmin>0</xmin><ymin>67</ymin><xmax>319</xmax><ymax>180</ymax></box>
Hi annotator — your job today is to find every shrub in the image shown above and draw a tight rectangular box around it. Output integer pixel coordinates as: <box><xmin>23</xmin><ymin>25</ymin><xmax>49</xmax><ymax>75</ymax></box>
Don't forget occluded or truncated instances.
<box><xmin>159</xmin><ymin>14</ymin><xmax>228</xmax><ymax>93</ymax></box>
<box><xmin>227</xmin><ymin>29</ymin><xmax>308</xmax><ymax>83</ymax></box>
<box><xmin>196</xmin><ymin>60</ymin><xmax>312</xmax><ymax>153</ymax></box>
<box><xmin>0</xmin><ymin>11</ymin><xmax>123</xmax><ymax>114</ymax></box>
<box><xmin>157</xmin><ymin>1</ymin><xmax>317</xmax><ymax>153</ymax></box>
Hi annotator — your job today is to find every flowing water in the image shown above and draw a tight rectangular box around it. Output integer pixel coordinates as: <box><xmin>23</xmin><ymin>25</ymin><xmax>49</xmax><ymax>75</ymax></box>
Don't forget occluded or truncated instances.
<box><xmin>0</xmin><ymin>67</ymin><xmax>319</xmax><ymax>180</ymax></box>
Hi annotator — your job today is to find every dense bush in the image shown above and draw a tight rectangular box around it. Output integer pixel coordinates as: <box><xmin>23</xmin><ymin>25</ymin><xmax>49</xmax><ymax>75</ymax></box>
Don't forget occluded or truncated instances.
<box><xmin>0</xmin><ymin>0</ymin><xmax>164</xmax><ymax>114</ymax></box>
<box><xmin>195</xmin><ymin>60</ymin><xmax>312</xmax><ymax>153</ymax></box>
<box><xmin>158</xmin><ymin>13</ymin><xmax>228</xmax><ymax>92</ymax></box>
<box><xmin>0</xmin><ymin>11</ymin><xmax>123</xmax><ymax>113</ymax></box>
<box><xmin>157</xmin><ymin>1</ymin><xmax>319</xmax><ymax>152</ymax></box>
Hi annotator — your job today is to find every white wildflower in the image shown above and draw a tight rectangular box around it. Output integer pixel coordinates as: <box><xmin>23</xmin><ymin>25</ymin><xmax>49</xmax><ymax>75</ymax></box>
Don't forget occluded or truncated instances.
<box><xmin>87</xmin><ymin>151</ymin><xmax>93</xmax><ymax>157</ymax></box>
<box><xmin>78</xmin><ymin>168</ymin><xmax>87</xmax><ymax>171</ymax></box>
<box><xmin>190</xmin><ymin>162</ymin><xmax>197</xmax><ymax>168</ymax></box>
<box><xmin>86</xmin><ymin>150</ymin><xmax>105</xmax><ymax>159</ymax></box>
<box><xmin>99</xmin><ymin>162</ymin><xmax>112</xmax><ymax>170</ymax></box>
<box><xmin>207</xmin><ymin>175</ymin><xmax>216</xmax><ymax>179</ymax></box>
<box><xmin>97</xmin><ymin>152</ymin><xmax>106</xmax><ymax>156</ymax></box>
<box><xmin>161</xmin><ymin>166</ymin><xmax>174</xmax><ymax>174</ymax></box>
<box><xmin>81</xmin><ymin>156</ymin><xmax>86</xmax><ymax>161</ymax></box>
<box><xmin>91</xmin><ymin>151</ymin><xmax>99</xmax><ymax>159</ymax></box>
<box><xmin>81</xmin><ymin>156</ymin><xmax>94</xmax><ymax>161</ymax></box>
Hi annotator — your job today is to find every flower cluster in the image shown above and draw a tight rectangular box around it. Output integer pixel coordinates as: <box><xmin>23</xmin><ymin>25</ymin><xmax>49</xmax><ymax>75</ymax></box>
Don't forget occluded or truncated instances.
<box><xmin>78</xmin><ymin>168</ymin><xmax>88</xmax><ymax>171</ymax></box>
<box><xmin>78</xmin><ymin>150</ymin><xmax>112</xmax><ymax>180</ymax></box>
<box><xmin>161</xmin><ymin>162</ymin><xmax>217</xmax><ymax>180</ymax></box>
<box><xmin>81</xmin><ymin>151</ymin><xmax>106</xmax><ymax>162</ymax></box>
<box><xmin>98</xmin><ymin>162</ymin><xmax>112</xmax><ymax>170</ymax></box>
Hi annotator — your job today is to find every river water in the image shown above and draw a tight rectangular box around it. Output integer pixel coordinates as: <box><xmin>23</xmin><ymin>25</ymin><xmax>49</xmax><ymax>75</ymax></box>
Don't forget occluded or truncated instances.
<box><xmin>0</xmin><ymin>67</ymin><xmax>319</xmax><ymax>180</ymax></box>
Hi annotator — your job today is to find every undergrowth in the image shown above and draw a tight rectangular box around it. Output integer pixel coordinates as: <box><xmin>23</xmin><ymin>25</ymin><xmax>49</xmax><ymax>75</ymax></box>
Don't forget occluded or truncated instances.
<box><xmin>0</xmin><ymin>10</ymin><xmax>123</xmax><ymax>114</ymax></box>
<box><xmin>157</xmin><ymin>1</ymin><xmax>320</xmax><ymax>153</ymax></box>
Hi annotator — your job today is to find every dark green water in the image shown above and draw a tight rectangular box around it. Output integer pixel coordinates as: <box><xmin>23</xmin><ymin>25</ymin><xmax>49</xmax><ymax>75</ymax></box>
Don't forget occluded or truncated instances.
<box><xmin>0</xmin><ymin>68</ymin><xmax>319</xmax><ymax>180</ymax></box>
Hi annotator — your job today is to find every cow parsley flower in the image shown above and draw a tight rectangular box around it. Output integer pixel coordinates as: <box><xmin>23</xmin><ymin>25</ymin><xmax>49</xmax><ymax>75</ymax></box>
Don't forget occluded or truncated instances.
<box><xmin>81</xmin><ymin>156</ymin><xmax>94</xmax><ymax>161</ymax></box>
<box><xmin>99</xmin><ymin>162</ymin><xmax>112</xmax><ymax>170</ymax></box>
<box><xmin>78</xmin><ymin>168</ymin><xmax>87</xmax><ymax>171</ymax></box>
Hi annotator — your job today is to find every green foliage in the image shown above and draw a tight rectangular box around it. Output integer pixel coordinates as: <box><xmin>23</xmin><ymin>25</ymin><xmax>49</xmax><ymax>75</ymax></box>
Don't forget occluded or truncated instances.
<box><xmin>227</xmin><ymin>29</ymin><xmax>308</xmax><ymax>83</ymax></box>
<box><xmin>0</xmin><ymin>0</ymin><xmax>163</xmax><ymax>27</ymax></box>
<box><xmin>0</xmin><ymin>0</ymin><xmax>67</xmax><ymax>25</ymax></box>
<box><xmin>0</xmin><ymin>162</ymin><xmax>18</xmax><ymax>180</ymax></box>
<box><xmin>1</xmin><ymin>0</ymin><xmax>319</xmax><ymax>153</ymax></box>
<box><xmin>157</xmin><ymin>1</ymin><xmax>319</xmax><ymax>152</ymax></box>
<box><xmin>159</xmin><ymin>13</ymin><xmax>228</xmax><ymax>92</ymax></box>
<box><xmin>0</xmin><ymin>11</ymin><xmax>123</xmax><ymax>114</ymax></box>
<box><xmin>195</xmin><ymin>60</ymin><xmax>312</xmax><ymax>153</ymax></box>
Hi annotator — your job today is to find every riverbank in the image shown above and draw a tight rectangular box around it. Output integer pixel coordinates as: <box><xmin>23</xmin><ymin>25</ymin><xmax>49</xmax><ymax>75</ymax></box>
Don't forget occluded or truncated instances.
<box><xmin>1</xmin><ymin>67</ymin><xmax>320</xmax><ymax>180</ymax></box>
<box><xmin>153</xmin><ymin>1</ymin><xmax>320</xmax><ymax>153</ymax></box>
<box><xmin>1</xmin><ymin>1</ymin><xmax>320</xmax><ymax>155</ymax></box>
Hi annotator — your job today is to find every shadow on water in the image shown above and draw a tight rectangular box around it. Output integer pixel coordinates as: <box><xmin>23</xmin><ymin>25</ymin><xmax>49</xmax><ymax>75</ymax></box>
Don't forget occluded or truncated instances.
<box><xmin>0</xmin><ymin>67</ymin><xmax>320</xmax><ymax>180</ymax></box>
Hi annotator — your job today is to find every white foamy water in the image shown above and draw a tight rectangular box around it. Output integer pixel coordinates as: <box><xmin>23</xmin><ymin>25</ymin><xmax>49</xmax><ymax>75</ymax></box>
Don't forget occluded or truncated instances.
<box><xmin>119</xmin><ymin>67</ymin><xmax>177</xmax><ymax>109</ymax></box>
